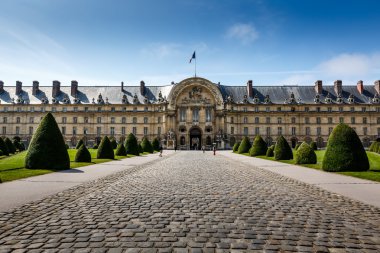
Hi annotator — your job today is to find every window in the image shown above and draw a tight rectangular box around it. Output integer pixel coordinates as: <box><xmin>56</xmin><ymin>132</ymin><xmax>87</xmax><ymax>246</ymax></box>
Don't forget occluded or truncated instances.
<box><xmin>266</xmin><ymin>127</ymin><xmax>271</xmax><ymax>136</ymax></box>
<box><xmin>306</xmin><ymin>127</ymin><xmax>310</xmax><ymax>135</ymax></box>
<box><xmin>3</xmin><ymin>117</ymin><xmax>7</xmax><ymax>123</ymax></box>
<box><xmin>73</xmin><ymin>117</ymin><xmax>78</xmax><ymax>124</ymax></box>
<box><xmin>304</xmin><ymin>107</ymin><xmax>309</xmax><ymax>112</ymax></box>
<box><xmin>16</xmin><ymin>126</ymin><xmax>20</xmax><ymax>135</ymax></box>
<box><xmin>110</xmin><ymin>127</ymin><xmax>115</xmax><ymax>136</ymax></box>
<box><xmin>63</xmin><ymin>107</ymin><xmax>67</xmax><ymax>112</ymax></box>
<box><xmin>291</xmin><ymin>117</ymin><xmax>296</xmax><ymax>124</ymax></box>
<box><xmin>84</xmin><ymin>117</ymin><xmax>89</xmax><ymax>123</ymax></box>
<box><xmin>327</xmin><ymin>107</ymin><xmax>332</xmax><ymax>112</ymax></box>
<box><xmin>328</xmin><ymin>127</ymin><xmax>333</xmax><ymax>135</ymax></box>
<box><xmin>254</xmin><ymin>117</ymin><xmax>259</xmax><ymax>124</ymax></box>
<box><xmin>144</xmin><ymin>117</ymin><xmax>148</xmax><ymax>124</ymax></box>
<box><xmin>61</xmin><ymin>127</ymin><xmax>66</xmax><ymax>135</ymax></box>
<box><xmin>378</xmin><ymin>117</ymin><xmax>380</xmax><ymax>124</ymax></box>
<box><xmin>339</xmin><ymin>117</ymin><xmax>344</xmax><ymax>123</ymax></box>
<box><xmin>277</xmin><ymin>107</ymin><xmax>281</xmax><ymax>112</ymax></box>
<box><xmin>277</xmin><ymin>127</ymin><xmax>282</xmax><ymax>136</ymax></box>
<box><xmin>339</xmin><ymin>107</ymin><xmax>343</xmax><ymax>112</ymax></box>
<box><xmin>180</xmin><ymin>108</ymin><xmax>186</xmax><ymax>122</ymax></box>
<box><xmin>157</xmin><ymin>117</ymin><xmax>161</xmax><ymax>124</ymax></box>
<box><xmin>255</xmin><ymin>127</ymin><xmax>260</xmax><ymax>135</ymax></box>
<box><xmin>317</xmin><ymin>127</ymin><xmax>321</xmax><ymax>135</ymax></box>
<box><xmin>316</xmin><ymin>117</ymin><xmax>321</xmax><ymax>124</ymax></box>
<box><xmin>378</xmin><ymin>127</ymin><xmax>380</xmax><ymax>136</ymax></box>
<box><xmin>231</xmin><ymin>127</ymin><xmax>234</xmax><ymax>134</ymax></box>
<box><xmin>122</xmin><ymin>107</ymin><xmax>126</xmax><ymax>112</ymax></box>
<box><xmin>111</xmin><ymin>117</ymin><xmax>115</xmax><ymax>124</ymax></box>
<box><xmin>29</xmin><ymin>126</ymin><xmax>33</xmax><ymax>135</ymax></box>
<box><xmin>2</xmin><ymin>126</ymin><xmax>6</xmax><ymax>134</ymax></box>
<box><xmin>244</xmin><ymin>127</ymin><xmax>248</xmax><ymax>136</ymax></box>
<box><xmin>363</xmin><ymin>127</ymin><xmax>368</xmax><ymax>135</ymax></box>
<box><xmin>277</xmin><ymin>117</ymin><xmax>282</xmax><ymax>124</ymax></box>
<box><xmin>97</xmin><ymin>107</ymin><xmax>101</xmax><ymax>112</ymax></box>
<box><xmin>52</xmin><ymin>107</ymin><xmax>56</xmax><ymax>112</ymax></box>
<box><xmin>230</xmin><ymin>117</ymin><xmax>234</xmax><ymax>123</ymax></box>
<box><xmin>316</xmin><ymin>107</ymin><xmax>320</xmax><ymax>112</ymax></box>
<box><xmin>111</xmin><ymin>107</ymin><xmax>115</xmax><ymax>112</ymax></box>
<box><xmin>362</xmin><ymin>107</ymin><xmax>366</xmax><ymax>112</ymax></box>
<box><xmin>84</xmin><ymin>107</ymin><xmax>88</xmax><ymax>112</ymax></box>
<box><xmin>97</xmin><ymin>127</ymin><xmax>101</xmax><ymax>136</ymax></box>
<box><xmin>73</xmin><ymin>127</ymin><xmax>77</xmax><ymax>135</ymax></box>
<box><xmin>243</xmin><ymin>117</ymin><xmax>248</xmax><ymax>124</ymax></box>
<box><xmin>17</xmin><ymin>107</ymin><xmax>21</xmax><ymax>112</ymax></box>
<box><xmin>132</xmin><ymin>127</ymin><xmax>137</xmax><ymax>135</ymax></box>
<box><xmin>62</xmin><ymin>117</ymin><xmax>67</xmax><ymax>124</ymax></box>
<box><xmin>243</xmin><ymin>107</ymin><xmax>247</xmax><ymax>112</ymax></box>
<box><xmin>133</xmin><ymin>117</ymin><xmax>137</xmax><ymax>124</ymax></box>
<box><xmin>133</xmin><ymin>107</ymin><xmax>137</xmax><ymax>112</ymax></box>
<box><xmin>254</xmin><ymin>107</ymin><xmax>259</xmax><ymax>112</ymax></box>
<box><xmin>305</xmin><ymin>117</ymin><xmax>310</xmax><ymax>124</ymax></box>
<box><xmin>266</xmin><ymin>107</ymin><xmax>270</xmax><ymax>112</ymax></box>
<box><xmin>206</xmin><ymin>108</ymin><xmax>212</xmax><ymax>122</ymax></box>
<box><xmin>158</xmin><ymin>127</ymin><xmax>161</xmax><ymax>136</ymax></box>
<box><xmin>192</xmin><ymin>108</ymin><xmax>199</xmax><ymax>122</ymax></box>
<box><xmin>74</xmin><ymin>107</ymin><xmax>78</xmax><ymax>112</ymax></box>
<box><xmin>121</xmin><ymin>127</ymin><xmax>126</xmax><ymax>135</ymax></box>
<box><xmin>377</xmin><ymin>107</ymin><xmax>380</xmax><ymax>113</ymax></box>
<box><xmin>122</xmin><ymin>117</ymin><xmax>126</xmax><ymax>124</ymax></box>
<box><xmin>351</xmin><ymin>117</ymin><xmax>355</xmax><ymax>124</ymax></box>
<box><xmin>97</xmin><ymin>117</ymin><xmax>101</xmax><ymax>123</ymax></box>
<box><xmin>328</xmin><ymin>117</ymin><xmax>333</xmax><ymax>124</ymax></box>
<box><xmin>291</xmin><ymin>127</ymin><xmax>296</xmax><ymax>136</ymax></box>
<box><xmin>29</xmin><ymin>107</ymin><xmax>33</xmax><ymax>112</ymax></box>
<box><xmin>363</xmin><ymin>117</ymin><xmax>367</xmax><ymax>124</ymax></box>
<box><xmin>350</xmin><ymin>107</ymin><xmax>355</xmax><ymax>112</ymax></box>
<box><xmin>16</xmin><ymin>117</ymin><xmax>20</xmax><ymax>123</ymax></box>
<box><xmin>266</xmin><ymin>117</ymin><xmax>270</xmax><ymax>124</ymax></box>
<box><xmin>84</xmin><ymin>128</ymin><xmax>88</xmax><ymax>135</ymax></box>
<box><xmin>144</xmin><ymin>107</ymin><xmax>148</xmax><ymax>112</ymax></box>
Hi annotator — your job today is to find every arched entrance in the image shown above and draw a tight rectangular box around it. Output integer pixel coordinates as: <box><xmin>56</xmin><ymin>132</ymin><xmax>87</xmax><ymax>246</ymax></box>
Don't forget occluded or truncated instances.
<box><xmin>189</xmin><ymin>127</ymin><xmax>202</xmax><ymax>150</ymax></box>
<box><xmin>290</xmin><ymin>137</ymin><xmax>298</xmax><ymax>148</ymax></box>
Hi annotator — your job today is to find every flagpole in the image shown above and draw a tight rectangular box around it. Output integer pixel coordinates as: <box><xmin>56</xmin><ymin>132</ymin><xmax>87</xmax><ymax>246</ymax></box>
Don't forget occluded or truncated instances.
<box><xmin>195</xmin><ymin>56</ymin><xmax>197</xmax><ymax>77</ymax></box>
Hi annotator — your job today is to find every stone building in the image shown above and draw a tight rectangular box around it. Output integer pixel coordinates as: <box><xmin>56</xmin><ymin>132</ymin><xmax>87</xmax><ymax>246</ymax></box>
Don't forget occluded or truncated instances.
<box><xmin>0</xmin><ymin>77</ymin><xmax>379</xmax><ymax>149</ymax></box>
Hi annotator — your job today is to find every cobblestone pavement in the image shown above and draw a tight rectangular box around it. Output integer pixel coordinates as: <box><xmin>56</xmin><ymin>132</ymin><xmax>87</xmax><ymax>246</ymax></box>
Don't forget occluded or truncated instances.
<box><xmin>0</xmin><ymin>151</ymin><xmax>380</xmax><ymax>253</ymax></box>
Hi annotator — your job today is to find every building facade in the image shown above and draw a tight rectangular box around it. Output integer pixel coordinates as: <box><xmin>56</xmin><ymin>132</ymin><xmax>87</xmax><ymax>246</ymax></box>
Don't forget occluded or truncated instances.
<box><xmin>0</xmin><ymin>77</ymin><xmax>380</xmax><ymax>149</ymax></box>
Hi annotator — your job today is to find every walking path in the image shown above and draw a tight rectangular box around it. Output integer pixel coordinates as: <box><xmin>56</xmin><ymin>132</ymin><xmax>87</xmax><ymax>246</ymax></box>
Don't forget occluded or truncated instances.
<box><xmin>0</xmin><ymin>150</ymin><xmax>175</xmax><ymax>212</ymax></box>
<box><xmin>219</xmin><ymin>151</ymin><xmax>380</xmax><ymax>208</ymax></box>
<box><xmin>0</xmin><ymin>151</ymin><xmax>379</xmax><ymax>252</ymax></box>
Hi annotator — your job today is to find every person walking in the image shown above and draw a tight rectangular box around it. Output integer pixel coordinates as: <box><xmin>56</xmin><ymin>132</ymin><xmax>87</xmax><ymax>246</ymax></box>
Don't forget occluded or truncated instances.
<box><xmin>159</xmin><ymin>146</ymin><xmax>163</xmax><ymax>157</ymax></box>
<box><xmin>202</xmin><ymin>145</ymin><xmax>205</xmax><ymax>153</ymax></box>
<box><xmin>213</xmin><ymin>145</ymin><xmax>216</xmax><ymax>156</ymax></box>
<box><xmin>174</xmin><ymin>145</ymin><xmax>177</xmax><ymax>152</ymax></box>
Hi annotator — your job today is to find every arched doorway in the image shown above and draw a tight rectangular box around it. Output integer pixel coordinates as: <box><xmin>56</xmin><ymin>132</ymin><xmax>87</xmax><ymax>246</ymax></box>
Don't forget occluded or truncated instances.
<box><xmin>290</xmin><ymin>137</ymin><xmax>298</xmax><ymax>148</ymax></box>
<box><xmin>189</xmin><ymin>127</ymin><xmax>202</xmax><ymax>150</ymax></box>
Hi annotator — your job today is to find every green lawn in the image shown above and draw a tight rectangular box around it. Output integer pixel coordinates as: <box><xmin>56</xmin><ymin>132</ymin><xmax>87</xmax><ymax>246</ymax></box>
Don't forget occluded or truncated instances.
<box><xmin>240</xmin><ymin>149</ymin><xmax>380</xmax><ymax>182</ymax></box>
<box><xmin>0</xmin><ymin>149</ymin><xmax>137</xmax><ymax>182</ymax></box>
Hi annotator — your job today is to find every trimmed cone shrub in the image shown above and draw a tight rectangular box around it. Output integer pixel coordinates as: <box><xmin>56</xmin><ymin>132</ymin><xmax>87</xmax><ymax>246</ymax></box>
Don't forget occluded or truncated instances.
<box><xmin>138</xmin><ymin>143</ymin><xmax>143</xmax><ymax>154</ymax></box>
<box><xmin>232</xmin><ymin>142</ymin><xmax>240</xmax><ymax>152</ymax></box>
<box><xmin>372</xmin><ymin>141</ymin><xmax>380</xmax><ymax>153</ymax></box>
<box><xmin>0</xmin><ymin>150</ymin><xmax>3</xmax><ymax>156</ymax></box>
<box><xmin>238</xmin><ymin>137</ymin><xmax>251</xmax><ymax>154</ymax></box>
<box><xmin>294</xmin><ymin>143</ymin><xmax>301</xmax><ymax>151</ymax></box>
<box><xmin>97</xmin><ymin>136</ymin><xmax>115</xmax><ymax>159</ymax></box>
<box><xmin>76</xmin><ymin>139</ymin><xmax>84</xmax><ymax>149</ymax></box>
<box><xmin>310</xmin><ymin>141</ymin><xmax>318</xmax><ymax>150</ymax></box>
<box><xmin>125</xmin><ymin>133</ymin><xmax>139</xmax><ymax>156</ymax></box>
<box><xmin>322</xmin><ymin>123</ymin><xmax>369</xmax><ymax>172</ymax></box>
<box><xmin>295</xmin><ymin>142</ymin><xmax>317</xmax><ymax>164</ymax></box>
<box><xmin>13</xmin><ymin>136</ymin><xmax>21</xmax><ymax>142</ymax></box>
<box><xmin>110</xmin><ymin>138</ymin><xmax>117</xmax><ymax>149</ymax></box>
<box><xmin>266</xmin><ymin>146</ymin><xmax>274</xmax><ymax>157</ymax></box>
<box><xmin>249</xmin><ymin>135</ymin><xmax>267</xmax><ymax>156</ymax></box>
<box><xmin>75</xmin><ymin>144</ymin><xmax>91</xmax><ymax>162</ymax></box>
<box><xmin>274</xmin><ymin>135</ymin><xmax>293</xmax><ymax>160</ymax></box>
<box><xmin>4</xmin><ymin>138</ymin><xmax>16</xmax><ymax>154</ymax></box>
<box><xmin>152</xmin><ymin>137</ymin><xmax>160</xmax><ymax>151</ymax></box>
<box><xmin>0</xmin><ymin>138</ymin><xmax>9</xmax><ymax>156</ymax></box>
<box><xmin>65</xmin><ymin>144</ymin><xmax>69</xmax><ymax>149</ymax></box>
<box><xmin>25</xmin><ymin>113</ymin><xmax>70</xmax><ymax>170</ymax></box>
<box><xmin>92</xmin><ymin>144</ymin><xmax>98</xmax><ymax>149</ymax></box>
<box><xmin>141</xmin><ymin>138</ymin><xmax>154</xmax><ymax>153</ymax></box>
<box><xmin>115</xmin><ymin>143</ymin><xmax>127</xmax><ymax>156</ymax></box>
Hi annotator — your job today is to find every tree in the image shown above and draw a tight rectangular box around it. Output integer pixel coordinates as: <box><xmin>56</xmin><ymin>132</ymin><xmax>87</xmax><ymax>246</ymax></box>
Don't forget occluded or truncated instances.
<box><xmin>115</xmin><ymin>143</ymin><xmax>127</xmax><ymax>156</ymax></box>
<box><xmin>141</xmin><ymin>137</ymin><xmax>154</xmax><ymax>153</ymax></box>
<box><xmin>249</xmin><ymin>135</ymin><xmax>267</xmax><ymax>156</ymax></box>
<box><xmin>138</xmin><ymin>143</ymin><xmax>143</xmax><ymax>154</ymax></box>
<box><xmin>124</xmin><ymin>133</ymin><xmax>139</xmax><ymax>156</ymax></box>
<box><xmin>97</xmin><ymin>136</ymin><xmax>115</xmax><ymax>159</ymax></box>
<box><xmin>0</xmin><ymin>138</ymin><xmax>9</xmax><ymax>156</ymax></box>
<box><xmin>75</xmin><ymin>138</ymin><xmax>84</xmax><ymax>149</ymax></box>
<box><xmin>310</xmin><ymin>141</ymin><xmax>318</xmax><ymax>151</ymax></box>
<box><xmin>4</xmin><ymin>137</ymin><xmax>16</xmax><ymax>154</ymax></box>
<box><xmin>25</xmin><ymin>113</ymin><xmax>70</xmax><ymax>170</ymax></box>
<box><xmin>238</xmin><ymin>137</ymin><xmax>251</xmax><ymax>154</ymax></box>
<box><xmin>322</xmin><ymin>123</ymin><xmax>369</xmax><ymax>172</ymax></box>
<box><xmin>232</xmin><ymin>142</ymin><xmax>240</xmax><ymax>153</ymax></box>
<box><xmin>295</xmin><ymin>142</ymin><xmax>317</xmax><ymax>164</ymax></box>
<box><xmin>152</xmin><ymin>137</ymin><xmax>160</xmax><ymax>151</ymax></box>
<box><xmin>274</xmin><ymin>135</ymin><xmax>293</xmax><ymax>160</ymax></box>
<box><xmin>266</xmin><ymin>145</ymin><xmax>274</xmax><ymax>157</ymax></box>
<box><xmin>110</xmin><ymin>138</ymin><xmax>117</xmax><ymax>149</ymax></box>
<box><xmin>294</xmin><ymin>143</ymin><xmax>301</xmax><ymax>151</ymax></box>
<box><xmin>75</xmin><ymin>144</ymin><xmax>91</xmax><ymax>162</ymax></box>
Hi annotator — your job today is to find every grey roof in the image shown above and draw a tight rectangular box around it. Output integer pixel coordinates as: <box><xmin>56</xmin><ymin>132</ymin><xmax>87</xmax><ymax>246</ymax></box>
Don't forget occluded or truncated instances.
<box><xmin>0</xmin><ymin>83</ymin><xmax>378</xmax><ymax>105</ymax></box>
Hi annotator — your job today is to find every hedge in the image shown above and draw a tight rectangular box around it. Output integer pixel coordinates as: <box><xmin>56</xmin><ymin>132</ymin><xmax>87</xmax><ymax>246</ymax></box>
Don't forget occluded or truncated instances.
<box><xmin>322</xmin><ymin>123</ymin><xmax>369</xmax><ymax>171</ymax></box>
<box><xmin>25</xmin><ymin>113</ymin><xmax>70</xmax><ymax>170</ymax></box>
<box><xmin>115</xmin><ymin>143</ymin><xmax>127</xmax><ymax>156</ymax></box>
<box><xmin>238</xmin><ymin>137</ymin><xmax>251</xmax><ymax>154</ymax></box>
<box><xmin>4</xmin><ymin>137</ymin><xmax>16</xmax><ymax>154</ymax></box>
<box><xmin>97</xmin><ymin>136</ymin><xmax>115</xmax><ymax>159</ymax></box>
<box><xmin>0</xmin><ymin>138</ymin><xmax>9</xmax><ymax>156</ymax></box>
<box><xmin>75</xmin><ymin>144</ymin><xmax>91</xmax><ymax>162</ymax></box>
<box><xmin>125</xmin><ymin>133</ymin><xmax>139</xmax><ymax>156</ymax></box>
<box><xmin>249</xmin><ymin>135</ymin><xmax>267</xmax><ymax>156</ymax></box>
<box><xmin>141</xmin><ymin>138</ymin><xmax>154</xmax><ymax>153</ymax></box>
<box><xmin>232</xmin><ymin>142</ymin><xmax>240</xmax><ymax>152</ymax></box>
<box><xmin>295</xmin><ymin>142</ymin><xmax>316</xmax><ymax>164</ymax></box>
<box><xmin>274</xmin><ymin>135</ymin><xmax>293</xmax><ymax>160</ymax></box>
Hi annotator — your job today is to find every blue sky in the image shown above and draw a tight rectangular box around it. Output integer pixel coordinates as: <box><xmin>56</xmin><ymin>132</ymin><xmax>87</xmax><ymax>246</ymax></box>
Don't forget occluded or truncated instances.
<box><xmin>0</xmin><ymin>0</ymin><xmax>380</xmax><ymax>87</ymax></box>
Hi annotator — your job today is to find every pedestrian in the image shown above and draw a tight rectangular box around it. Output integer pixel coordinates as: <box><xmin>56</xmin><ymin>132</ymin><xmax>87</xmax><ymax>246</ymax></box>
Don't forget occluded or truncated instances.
<box><xmin>213</xmin><ymin>145</ymin><xmax>216</xmax><ymax>156</ymax></box>
<box><xmin>174</xmin><ymin>145</ymin><xmax>177</xmax><ymax>152</ymax></box>
<box><xmin>159</xmin><ymin>146</ymin><xmax>163</xmax><ymax>157</ymax></box>
<box><xmin>202</xmin><ymin>145</ymin><xmax>205</xmax><ymax>153</ymax></box>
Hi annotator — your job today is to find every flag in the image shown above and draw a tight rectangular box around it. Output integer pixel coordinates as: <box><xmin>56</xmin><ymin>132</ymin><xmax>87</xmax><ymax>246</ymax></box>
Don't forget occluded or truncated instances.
<box><xmin>189</xmin><ymin>51</ymin><xmax>196</xmax><ymax>63</ymax></box>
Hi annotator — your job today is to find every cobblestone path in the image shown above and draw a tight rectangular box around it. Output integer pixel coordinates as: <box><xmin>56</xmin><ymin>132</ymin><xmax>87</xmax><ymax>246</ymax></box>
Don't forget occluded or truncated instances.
<box><xmin>0</xmin><ymin>151</ymin><xmax>380</xmax><ymax>253</ymax></box>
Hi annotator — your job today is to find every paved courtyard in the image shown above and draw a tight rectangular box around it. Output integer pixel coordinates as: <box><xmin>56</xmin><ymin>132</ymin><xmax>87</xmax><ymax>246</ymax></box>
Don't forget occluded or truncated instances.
<box><xmin>0</xmin><ymin>151</ymin><xmax>379</xmax><ymax>253</ymax></box>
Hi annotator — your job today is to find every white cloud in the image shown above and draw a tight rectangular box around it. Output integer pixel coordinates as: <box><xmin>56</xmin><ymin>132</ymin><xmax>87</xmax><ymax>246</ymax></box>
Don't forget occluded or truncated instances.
<box><xmin>140</xmin><ymin>43</ymin><xmax>182</xmax><ymax>58</ymax></box>
<box><xmin>226</xmin><ymin>23</ymin><xmax>259</xmax><ymax>44</ymax></box>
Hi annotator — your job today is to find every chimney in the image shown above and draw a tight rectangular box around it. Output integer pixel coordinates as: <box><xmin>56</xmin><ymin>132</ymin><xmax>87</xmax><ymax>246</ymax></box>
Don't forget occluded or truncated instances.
<box><xmin>357</xmin><ymin>80</ymin><xmax>364</xmax><ymax>94</ymax></box>
<box><xmin>140</xmin><ymin>80</ymin><xmax>145</xmax><ymax>96</ymax></box>
<box><xmin>334</xmin><ymin>80</ymin><xmax>342</xmax><ymax>95</ymax></box>
<box><xmin>375</xmin><ymin>80</ymin><xmax>380</xmax><ymax>94</ymax></box>
<box><xmin>0</xmin><ymin>81</ymin><xmax>3</xmax><ymax>94</ymax></box>
<box><xmin>52</xmin><ymin>80</ymin><xmax>61</xmax><ymax>98</ymax></box>
<box><xmin>314</xmin><ymin>80</ymin><xmax>322</xmax><ymax>94</ymax></box>
<box><xmin>121</xmin><ymin>81</ymin><xmax>124</xmax><ymax>91</ymax></box>
<box><xmin>32</xmin><ymin>81</ymin><xmax>39</xmax><ymax>95</ymax></box>
<box><xmin>71</xmin><ymin>80</ymin><xmax>78</xmax><ymax>97</ymax></box>
<box><xmin>247</xmin><ymin>80</ymin><xmax>253</xmax><ymax>98</ymax></box>
<box><xmin>16</xmin><ymin>81</ymin><xmax>22</xmax><ymax>95</ymax></box>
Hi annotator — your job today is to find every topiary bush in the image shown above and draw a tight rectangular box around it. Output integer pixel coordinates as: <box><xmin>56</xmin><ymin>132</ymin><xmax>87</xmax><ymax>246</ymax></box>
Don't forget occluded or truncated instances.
<box><xmin>152</xmin><ymin>137</ymin><xmax>160</xmax><ymax>151</ymax></box>
<box><xmin>92</xmin><ymin>144</ymin><xmax>98</xmax><ymax>149</ymax></box>
<box><xmin>238</xmin><ymin>137</ymin><xmax>251</xmax><ymax>154</ymax></box>
<box><xmin>0</xmin><ymin>150</ymin><xmax>3</xmax><ymax>156</ymax></box>
<box><xmin>110</xmin><ymin>138</ymin><xmax>117</xmax><ymax>149</ymax></box>
<box><xmin>370</xmin><ymin>141</ymin><xmax>380</xmax><ymax>152</ymax></box>
<box><xmin>232</xmin><ymin>142</ymin><xmax>240</xmax><ymax>152</ymax></box>
<box><xmin>0</xmin><ymin>138</ymin><xmax>9</xmax><ymax>156</ymax></box>
<box><xmin>294</xmin><ymin>143</ymin><xmax>301</xmax><ymax>151</ymax></box>
<box><xmin>75</xmin><ymin>144</ymin><xmax>91</xmax><ymax>162</ymax></box>
<box><xmin>25</xmin><ymin>113</ymin><xmax>70</xmax><ymax>170</ymax></box>
<box><xmin>138</xmin><ymin>143</ymin><xmax>143</xmax><ymax>154</ymax></box>
<box><xmin>4</xmin><ymin>138</ymin><xmax>16</xmax><ymax>154</ymax></box>
<box><xmin>115</xmin><ymin>143</ymin><xmax>127</xmax><ymax>156</ymax></box>
<box><xmin>65</xmin><ymin>144</ymin><xmax>69</xmax><ymax>149</ymax></box>
<box><xmin>266</xmin><ymin>146</ymin><xmax>274</xmax><ymax>157</ymax></box>
<box><xmin>76</xmin><ymin>139</ymin><xmax>84</xmax><ymax>149</ymax></box>
<box><xmin>249</xmin><ymin>135</ymin><xmax>267</xmax><ymax>156</ymax></box>
<box><xmin>295</xmin><ymin>142</ymin><xmax>317</xmax><ymax>164</ymax></box>
<box><xmin>322</xmin><ymin>123</ymin><xmax>369</xmax><ymax>172</ymax></box>
<box><xmin>141</xmin><ymin>137</ymin><xmax>154</xmax><ymax>153</ymax></box>
<box><xmin>97</xmin><ymin>136</ymin><xmax>115</xmax><ymax>159</ymax></box>
<box><xmin>310</xmin><ymin>141</ymin><xmax>318</xmax><ymax>150</ymax></box>
<box><xmin>125</xmin><ymin>133</ymin><xmax>139</xmax><ymax>156</ymax></box>
<box><xmin>274</xmin><ymin>135</ymin><xmax>293</xmax><ymax>160</ymax></box>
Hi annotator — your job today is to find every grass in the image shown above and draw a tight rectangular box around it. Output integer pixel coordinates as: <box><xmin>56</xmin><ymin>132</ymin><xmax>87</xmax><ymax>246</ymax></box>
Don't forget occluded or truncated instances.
<box><xmin>0</xmin><ymin>149</ymin><xmax>140</xmax><ymax>182</ymax></box>
<box><xmin>238</xmin><ymin>149</ymin><xmax>380</xmax><ymax>182</ymax></box>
